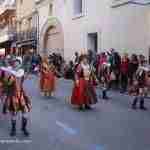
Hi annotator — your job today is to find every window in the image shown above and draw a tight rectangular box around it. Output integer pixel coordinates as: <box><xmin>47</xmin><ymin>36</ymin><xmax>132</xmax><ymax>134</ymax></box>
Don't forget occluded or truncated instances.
<box><xmin>73</xmin><ymin>0</ymin><xmax>83</xmax><ymax>15</ymax></box>
<box><xmin>49</xmin><ymin>4</ymin><xmax>53</xmax><ymax>16</ymax></box>
<box><xmin>20</xmin><ymin>0</ymin><xmax>23</xmax><ymax>4</ymax></box>
<box><xmin>28</xmin><ymin>17</ymin><xmax>32</xmax><ymax>29</ymax></box>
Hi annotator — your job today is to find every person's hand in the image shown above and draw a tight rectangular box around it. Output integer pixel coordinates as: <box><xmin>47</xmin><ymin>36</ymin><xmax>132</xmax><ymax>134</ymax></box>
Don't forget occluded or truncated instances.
<box><xmin>76</xmin><ymin>80</ymin><xmax>79</xmax><ymax>86</ymax></box>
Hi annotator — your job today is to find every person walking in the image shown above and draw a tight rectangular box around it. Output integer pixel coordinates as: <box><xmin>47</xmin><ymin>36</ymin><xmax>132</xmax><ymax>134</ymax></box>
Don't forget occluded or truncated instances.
<box><xmin>71</xmin><ymin>55</ymin><xmax>97</xmax><ymax>110</ymax></box>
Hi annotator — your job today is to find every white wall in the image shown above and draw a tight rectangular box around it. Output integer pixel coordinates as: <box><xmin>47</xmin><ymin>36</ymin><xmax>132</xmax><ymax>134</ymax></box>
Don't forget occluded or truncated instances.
<box><xmin>38</xmin><ymin>0</ymin><xmax>150</xmax><ymax>60</ymax></box>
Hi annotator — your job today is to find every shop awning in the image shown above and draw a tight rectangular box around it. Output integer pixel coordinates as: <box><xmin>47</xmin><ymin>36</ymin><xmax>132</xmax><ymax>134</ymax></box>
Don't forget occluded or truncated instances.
<box><xmin>16</xmin><ymin>39</ymin><xmax>36</xmax><ymax>48</ymax></box>
<box><xmin>0</xmin><ymin>35</ymin><xmax>9</xmax><ymax>43</ymax></box>
<box><xmin>0</xmin><ymin>48</ymin><xmax>5</xmax><ymax>55</ymax></box>
<box><xmin>112</xmin><ymin>0</ymin><xmax>150</xmax><ymax>8</ymax></box>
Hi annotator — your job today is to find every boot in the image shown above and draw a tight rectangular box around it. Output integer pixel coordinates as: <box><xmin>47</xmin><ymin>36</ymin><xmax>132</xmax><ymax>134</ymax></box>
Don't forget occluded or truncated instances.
<box><xmin>85</xmin><ymin>104</ymin><xmax>92</xmax><ymax>110</ymax></box>
<box><xmin>21</xmin><ymin>117</ymin><xmax>30</xmax><ymax>137</ymax></box>
<box><xmin>140</xmin><ymin>98</ymin><xmax>147</xmax><ymax>110</ymax></box>
<box><xmin>132</xmin><ymin>97</ymin><xmax>138</xmax><ymax>109</ymax></box>
<box><xmin>102</xmin><ymin>90</ymin><xmax>108</xmax><ymax>100</ymax></box>
<box><xmin>10</xmin><ymin>120</ymin><xmax>16</xmax><ymax>136</ymax></box>
<box><xmin>78</xmin><ymin>105</ymin><xmax>83</xmax><ymax>110</ymax></box>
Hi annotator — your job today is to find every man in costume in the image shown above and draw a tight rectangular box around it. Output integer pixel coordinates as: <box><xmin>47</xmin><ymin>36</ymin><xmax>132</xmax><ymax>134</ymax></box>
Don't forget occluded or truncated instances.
<box><xmin>71</xmin><ymin>55</ymin><xmax>97</xmax><ymax>110</ymax></box>
<box><xmin>1</xmin><ymin>68</ymin><xmax>31</xmax><ymax>136</ymax></box>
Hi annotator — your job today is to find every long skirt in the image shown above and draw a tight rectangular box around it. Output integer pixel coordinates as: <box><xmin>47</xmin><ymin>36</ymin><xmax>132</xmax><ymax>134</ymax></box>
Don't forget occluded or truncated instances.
<box><xmin>71</xmin><ymin>78</ymin><xmax>97</xmax><ymax>106</ymax></box>
<box><xmin>40</xmin><ymin>73</ymin><xmax>44</xmax><ymax>92</ymax></box>
<box><xmin>42</xmin><ymin>71</ymin><xmax>56</xmax><ymax>93</ymax></box>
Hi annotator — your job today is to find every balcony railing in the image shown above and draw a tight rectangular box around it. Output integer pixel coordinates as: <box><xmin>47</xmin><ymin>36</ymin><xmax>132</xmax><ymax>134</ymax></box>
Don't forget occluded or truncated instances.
<box><xmin>16</xmin><ymin>28</ymin><xmax>37</xmax><ymax>42</ymax></box>
<box><xmin>0</xmin><ymin>26</ymin><xmax>16</xmax><ymax>42</ymax></box>
<box><xmin>111</xmin><ymin>0</ymin><xmax>150</xmax><ymax>7</ymax></box>
<box><xmin>0</xmin><ymin>0</ymin><xmax>16</xmax><ymax>15</ymax></box>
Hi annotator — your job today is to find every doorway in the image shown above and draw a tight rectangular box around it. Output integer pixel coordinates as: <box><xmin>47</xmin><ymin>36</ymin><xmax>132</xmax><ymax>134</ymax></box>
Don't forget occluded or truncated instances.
<box><xmin>87</xmin><ymin>32</ymin><xmax>98</xmax><ymax>53</ymax></box>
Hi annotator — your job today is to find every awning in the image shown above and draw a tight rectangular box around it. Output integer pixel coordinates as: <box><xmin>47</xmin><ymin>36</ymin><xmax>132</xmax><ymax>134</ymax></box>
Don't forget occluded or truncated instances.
<box><xmin>0</xmin><ymin>48</ymin><xmax>5</xmax><ymax>55</ymax></box>
<box><xmin>16</xmin><ymin>39</ymin><xmax>36</xmax><ymax>48</ymax></box>
<box><xmin>111</xmin><ymin>0</ymin><xmax>150</xmax><ymax>8</ymax></box>
<box><xmin>0</xmin><ymin>35</ymin><xmax>9</xmax><ymax>43</ymax></box>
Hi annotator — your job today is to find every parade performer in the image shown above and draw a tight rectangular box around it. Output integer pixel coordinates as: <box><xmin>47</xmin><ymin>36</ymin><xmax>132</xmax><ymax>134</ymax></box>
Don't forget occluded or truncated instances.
<box><xmin>0</xmin><ymin>71</ymin><xmax>5</xmax><ymax>102</ymax></box>
<box><xmin>1</xmin><ymin>68</ymin><xmax>31</xmax><ymax>137</ymax></box>
<box><xmin>100</xmin><ymin>63</ymin><xmax>111</xmax><ymax>100</ymax></box>
<box><xmin>129</xmin><ymin>66</ymin><xmax>148</xmax><ymax>110</ymax></box>
<box><xmin>40</xmin><ymin>57</ymin><xmax>56</xmax><ymax>97</ymax></box>
<box><xmin>71</xmin><ymin>55</ymin><xmax>97</xmax><ymax>110</ymax></box>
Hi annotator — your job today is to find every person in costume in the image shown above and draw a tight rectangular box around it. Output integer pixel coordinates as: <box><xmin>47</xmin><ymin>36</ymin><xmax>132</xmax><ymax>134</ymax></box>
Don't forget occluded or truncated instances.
<box><xmin>71</xmin><ymin>55</ymin><xmax>97</xmax><ymax>110</ymax></box>
<box><xmin>3</xmin><ymin>74</ymin><xmax>31</xmax><ymax>136</ymax></box>
<box><xmin>100</xmin><ymin>62</ymin><xmax>111</xmax><ymax>100</ymax></box>
<box><xmin>129</xmin><ymin>66</ymin><xmax>148</xmax><ymax>110</ymax></box>
<box><xmin>40</xmin><ymin>57</ymin><xmax>57</xmax><ymax>97</ymax></box>
<box><xmin>0</xmin><ymin>71</ymin><xmax>5</xmax><ymax>102</ymax></box>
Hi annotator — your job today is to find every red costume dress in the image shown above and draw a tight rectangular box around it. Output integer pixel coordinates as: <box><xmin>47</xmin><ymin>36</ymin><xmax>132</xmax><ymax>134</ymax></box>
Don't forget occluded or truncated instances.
<box><xmin>71</xmin><ymin>63</ymin><xmax>97</xmax><ymax>107</ymax></box>
<box><xmin>40</xmin><ymin>63</ymin><xmax>56</xmax><ymax>96</ymax></box>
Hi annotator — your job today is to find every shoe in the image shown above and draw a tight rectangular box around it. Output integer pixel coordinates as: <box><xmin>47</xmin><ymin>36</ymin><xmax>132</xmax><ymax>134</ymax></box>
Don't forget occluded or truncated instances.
<box><xmin>140</xmin><ymin>106</ymin><xmax>147</xmax><ymax>111</ymax></box>
<box><xmin>85</xmin><ymin>105</ymin><xmax>92</xmax><ymax>110</ymax></box>
<box><xmin>140</xmin><ymin>99</ymin><xmax>147</xmax><ymax>111</ymax></box>
<box><xmin>103</xmin><ymin>95</ymin><xmax>109</xmax><ymax>100</ymax></box>
<box><xmin>78</xmin><ymin>106</ymin><xmax>83</xmax><ymax>110</ymax></box>
<box><xmin>132</xmin><ymin>106</ymin><xmax>137</xmax><ymax>110</ymax></box>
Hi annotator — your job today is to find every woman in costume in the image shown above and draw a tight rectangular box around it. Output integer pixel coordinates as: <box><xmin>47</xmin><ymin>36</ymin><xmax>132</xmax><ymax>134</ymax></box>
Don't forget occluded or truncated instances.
<box><xmin>129</xmin><ymin>66</ymin><xmax>148</xmax><ymax>110</ymax></box>
<box><xmin>40</xmin><ymin>57</ymin><xmax>56</xmax><ymax>97</ymax></box>
<box><xmin>71</xmin><ymin>55</ymin><xmax>97</xmax><ymax>110</ymax></box>
<box><xmin>3</xmin><ymin>74</ymin><xmax>31</xmax><ymax>136</ymax></box>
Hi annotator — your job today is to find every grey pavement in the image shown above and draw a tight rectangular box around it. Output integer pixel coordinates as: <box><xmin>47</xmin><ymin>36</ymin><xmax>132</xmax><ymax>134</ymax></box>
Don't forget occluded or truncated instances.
<box><xmin>0</xmin><ymin>75</ymin><xmax>150</xmax><ymax>150</ymax></box>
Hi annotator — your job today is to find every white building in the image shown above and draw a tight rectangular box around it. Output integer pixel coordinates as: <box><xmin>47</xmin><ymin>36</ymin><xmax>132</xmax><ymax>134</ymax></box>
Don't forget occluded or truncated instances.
<box><xmin>36</xmin><ymin>0</ymin><xmax>150</xmax><ymax>60</ymax></box>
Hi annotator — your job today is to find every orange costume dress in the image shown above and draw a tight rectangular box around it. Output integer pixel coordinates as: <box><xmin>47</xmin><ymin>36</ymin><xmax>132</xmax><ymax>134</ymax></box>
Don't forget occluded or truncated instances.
<box><xmin>40</xmin><ymin>63</ymin><xmax>56</xmax><ymax>96</ymax></box>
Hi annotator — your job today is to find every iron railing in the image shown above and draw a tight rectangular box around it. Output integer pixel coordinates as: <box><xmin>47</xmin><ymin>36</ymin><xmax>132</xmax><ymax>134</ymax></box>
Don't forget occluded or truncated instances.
<box><xmin>16</xmin><ymin>28</ymin><xmax>37</xmax><ymax>42</ymax></box>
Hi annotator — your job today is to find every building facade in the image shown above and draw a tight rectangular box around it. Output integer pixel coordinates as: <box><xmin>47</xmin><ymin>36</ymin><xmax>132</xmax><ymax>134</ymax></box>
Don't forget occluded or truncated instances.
<box><xmin>36</xmin><ymin>0</ymin><xmax>150</xmax><ymax>60</ymax></box>
<box><xmin>16</xmin><ymin>0</ymin><xmax>37</xmax><ymax>55</ymax></box>
<box><xmin>0</xmin><ymin>0</ymin><xmax>16</xmax><ymax>55</ymax></box>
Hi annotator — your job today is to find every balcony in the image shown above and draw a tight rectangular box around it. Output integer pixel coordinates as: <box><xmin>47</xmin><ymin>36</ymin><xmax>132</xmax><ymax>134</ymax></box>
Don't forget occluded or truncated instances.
<box><xmin>16</xmin><ymin>28</ymin><xmax>37</xmax><ymax>42</ymax></box>
<box><xmin>0</xmin><ymin>0</ymin><xmax>15</xmax><ymax>16</ymax></box>
<box><xmin>0</xmin><ymin>26</ymin><xmax>16</xmax><ymax>43</ymax></box>
<box><xmin>111</xmin><ymin>0</ymin><xmax>150</xmax><ymax>8</ymax></box>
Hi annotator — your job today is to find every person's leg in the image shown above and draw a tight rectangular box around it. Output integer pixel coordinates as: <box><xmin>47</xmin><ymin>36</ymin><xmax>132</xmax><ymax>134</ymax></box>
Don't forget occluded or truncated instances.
<box><xmin>115</xmin><ymin>73</ymin><xmax>119</xmax><ymax>89</ymax></box>
<box><xmin>132</xmin><ymin>96</ymin><xmax>138</xmax><ymax>109</ymax></box>
<box><xmin>140</xmin><ymin>96</ymin><xmax>147</xmax><ymax>110</ymax></box>
<box><xmin>121</xmin><ymin>74</ymin><xmax>128</xmax><ymax>93</ymax></box>
<box><xmin>21</xmin><ymin>112</ymin><xmax>30</xmax><ymax>136</ymax></box>
<box><xmin>10</xmin><ymin>112</ymin><xmax>17</xmax><ymax>136</ymax></box>
<box><xmin>124</xmin><ymin>75</ymin><xmax>128</xmax><ymax>91</ymax></box>
<box><xmin>120</xmin><ymin>74</ymin><xmax>124</xmax><ymax>92</ymax></box>
<box><xmin>102</xmin><ymin>87</ymin><xmax>108</xmax><ymax>100</ymax></box>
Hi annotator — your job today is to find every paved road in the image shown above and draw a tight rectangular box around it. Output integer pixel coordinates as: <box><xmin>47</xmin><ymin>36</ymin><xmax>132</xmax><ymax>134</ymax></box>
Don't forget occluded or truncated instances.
<box><xmin>0</xmin><ymin>75</ymin><xmax>150</xmax><ymax>150</ymax></box>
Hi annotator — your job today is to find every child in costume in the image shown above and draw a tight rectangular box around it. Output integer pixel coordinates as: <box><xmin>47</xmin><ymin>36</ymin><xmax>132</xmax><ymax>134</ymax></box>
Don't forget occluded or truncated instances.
<box><xmin>100</xmin><ymin>63</ymin><xmax>111</xmax><ymax>99</ymax></box>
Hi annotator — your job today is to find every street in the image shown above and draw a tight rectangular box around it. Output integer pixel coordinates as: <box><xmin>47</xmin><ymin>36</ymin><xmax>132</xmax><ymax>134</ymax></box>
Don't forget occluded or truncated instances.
<box><xmin>0</xmin><ymin>75</ymin><xmax>150</xmax><ymax>150</ymax></box>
